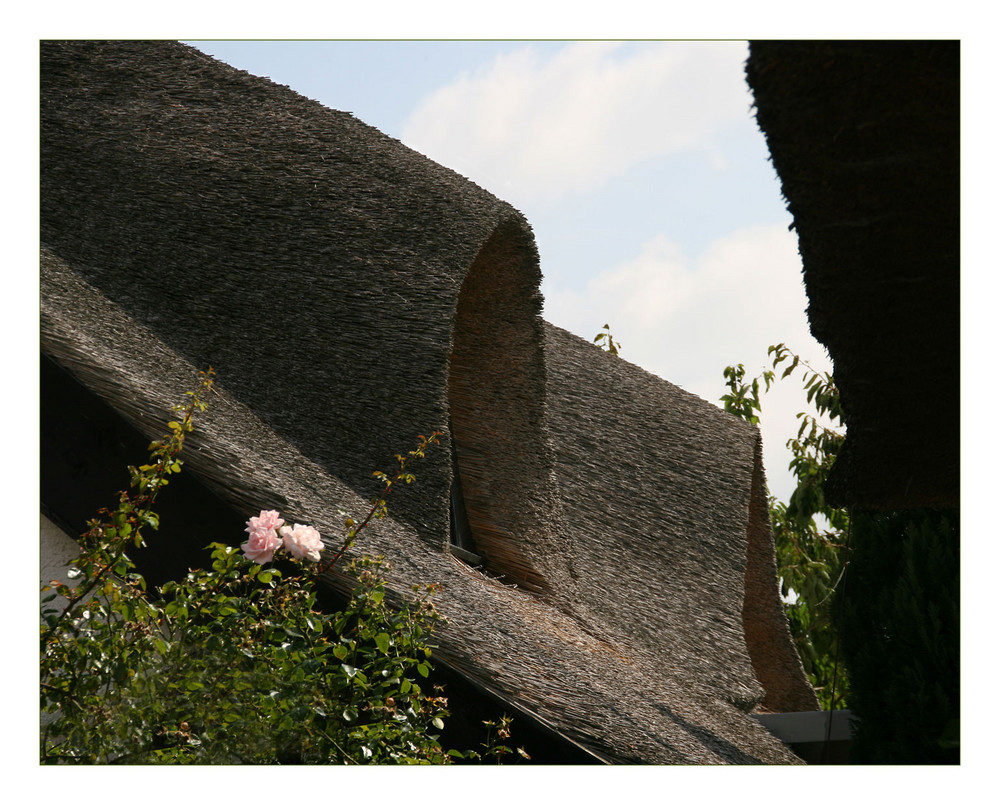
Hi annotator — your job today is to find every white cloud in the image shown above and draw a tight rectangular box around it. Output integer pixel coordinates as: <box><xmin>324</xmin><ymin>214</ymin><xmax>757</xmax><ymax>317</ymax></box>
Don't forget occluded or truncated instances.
<box><xmin>399</xmin><ymin>38</ymin><xmax>835</xmax><ymax>504</ymax></box>
<box><xmin>545</xmin><ymin>223</ymin><xmax>834</xmax><ymax>504</ymax></box>
<box><xmin>546</xmin><ymin>223</ymin><xmax>817</xmax><ymax>390</ymax></box>
<box><xmin>400</xmin><ymin>41</ymin><xmax>752</xmax><ymax>204</ymax></box>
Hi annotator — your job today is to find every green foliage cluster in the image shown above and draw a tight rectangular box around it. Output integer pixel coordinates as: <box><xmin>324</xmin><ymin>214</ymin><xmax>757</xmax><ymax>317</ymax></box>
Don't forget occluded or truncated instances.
<box><xmin>723</xmin><ymin>344</ymin><xmax>961</xmax><ymax>762</ymax></box>
<box><xmin>593</xmin><ymin>323</ymin><xmax>622</xmax><ymax>356</ymax></box>
<box><xmin>837</xmin><ymin>508</ymin><xmax>959</xmax><ymax>764</ymax></box>
<box><xmin>722</xmin><ymin>345</ymin><xmax>849</xmax><ymax>709</ymax></box>
<box><xmin>40</xmin><ymin>370</ymin><xmax>525</xmax><ymax>764</ymax></box>
<box><xmin>42</xmin><ymin>548</ymin><xmax>452</xmax><ymax>763</ymax></box>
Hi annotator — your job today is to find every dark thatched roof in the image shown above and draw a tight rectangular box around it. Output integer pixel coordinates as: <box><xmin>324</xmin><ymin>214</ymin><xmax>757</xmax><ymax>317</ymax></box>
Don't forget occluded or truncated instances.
<box><xmin>41</xmin><ymin>40</ymin><xmax>815</xmax><ymax>763</ymax></box>
<box><xmin>746</xmin><ymin>41</ymin><xmax>959</xmax><ymax>510</ymax></box>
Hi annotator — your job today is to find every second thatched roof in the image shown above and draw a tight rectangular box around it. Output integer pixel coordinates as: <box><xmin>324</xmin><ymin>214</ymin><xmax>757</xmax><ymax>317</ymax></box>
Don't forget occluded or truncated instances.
<box><xmin>746</xmin><ymin>41</ymin><xmax>960</xmax><ymax>511</ymax></box>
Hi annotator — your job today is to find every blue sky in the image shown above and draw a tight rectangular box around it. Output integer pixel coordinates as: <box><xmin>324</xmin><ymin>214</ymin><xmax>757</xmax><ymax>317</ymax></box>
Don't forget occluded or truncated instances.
<box><xmin>185</xmin><ymin>40</ymin><xmax>832</xmax><ymax>505</ymax></box>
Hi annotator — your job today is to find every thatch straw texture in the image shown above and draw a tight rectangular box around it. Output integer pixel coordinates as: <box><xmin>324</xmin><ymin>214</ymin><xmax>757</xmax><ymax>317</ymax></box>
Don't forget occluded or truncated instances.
<box><xmin>41</xmin><ymin>40</ymin><xmax>815</xmax><ymax>763</ymax></box>
<box><xmin>746</xmin><ymin>41</ymin><xmax>959</xmax><ymax>510</ymax></box>
<box><xmin>541</xmin><ymin>324</ymin><xmax>817</xmax><ymax>715</ymax></box>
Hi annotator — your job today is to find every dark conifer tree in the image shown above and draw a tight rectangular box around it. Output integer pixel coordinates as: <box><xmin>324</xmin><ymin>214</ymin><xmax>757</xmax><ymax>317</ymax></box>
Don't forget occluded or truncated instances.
<box><xmin>837</xmin><ymin>508</ymin><xmax>959</xmax><ymax>764</ymax></box>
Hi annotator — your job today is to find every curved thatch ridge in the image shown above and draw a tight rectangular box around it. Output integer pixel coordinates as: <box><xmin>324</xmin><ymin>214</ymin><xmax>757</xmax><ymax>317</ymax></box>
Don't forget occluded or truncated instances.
<box><xmin>41</xmin><ymin>40</ymin><xmax>564</xmax><ymax>562</ymax></box>
<box><xmin>746</xmin><ymin>41</ymin><xmax>959</xmax><ymax>510</ymax></box>
<box><xmin>41</xmin><ymin>40</ymin><xmax>814</xmax><ymax>763</ymax></box>
<box><xmin>541</xmin><ymin>324</ymin><xmax>816</xmax><ymax>714</ymax></box>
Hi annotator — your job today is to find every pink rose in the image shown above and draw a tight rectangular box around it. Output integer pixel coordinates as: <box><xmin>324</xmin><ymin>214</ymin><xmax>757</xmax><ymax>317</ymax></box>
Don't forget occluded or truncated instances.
<box><xmin>245</xmin><ymin>510</ymin><xmax>285</xmax><ymax>536</ymax></box>
<box><xmin>279</xmin><ymin>523</ymin><xmax>325</xmax><ymax>562</ymax></box>
<box><xmin>241</xmin><ymin>526</ymin><xmax>282</xmax><ymax>564</ymax></box>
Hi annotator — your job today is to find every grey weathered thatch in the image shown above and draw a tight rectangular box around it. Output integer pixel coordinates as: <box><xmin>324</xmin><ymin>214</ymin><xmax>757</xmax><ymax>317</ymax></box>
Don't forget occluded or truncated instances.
<box><xmin>746</xmin><ymin>41</ymin><xmax>959</xmax><ymax>510</ymax></box>
<box><xmin>41</xmin><ymin>40</ymin><xmax>816</xmax><ymax>763</ymax></box>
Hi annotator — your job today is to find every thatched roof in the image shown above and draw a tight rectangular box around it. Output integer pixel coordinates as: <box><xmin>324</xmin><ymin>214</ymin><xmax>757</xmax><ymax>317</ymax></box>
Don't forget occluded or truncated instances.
<box><xmin>745</xmin><ymin>41</ymin><xmax>959</xmax><ymax>510</ymax></box>
<box><xmin>41</xmin><ymin>40</ymin><xmax>815</xmax><ymax>763</ymax></box>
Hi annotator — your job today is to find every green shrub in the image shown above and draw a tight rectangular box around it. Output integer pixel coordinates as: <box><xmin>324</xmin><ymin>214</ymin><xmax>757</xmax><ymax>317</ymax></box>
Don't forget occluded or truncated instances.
<box><xmin>41</xmin><ymin>369</ymin><xmax>522</xmax><ymax>764</ymax></box>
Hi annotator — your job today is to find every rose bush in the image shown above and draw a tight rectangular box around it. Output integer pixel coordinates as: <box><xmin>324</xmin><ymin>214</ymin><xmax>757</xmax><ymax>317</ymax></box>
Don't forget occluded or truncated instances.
<box><xmin>40</xmin><ymin>369</ymin><xmax>526</xmax><ymax>764</ymax></box>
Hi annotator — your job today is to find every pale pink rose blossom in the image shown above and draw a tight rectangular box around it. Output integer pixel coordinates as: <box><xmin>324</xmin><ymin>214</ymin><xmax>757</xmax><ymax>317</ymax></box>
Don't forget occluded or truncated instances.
<box><xmin>245</xmin><ymin>510</ymin><xmax>285</xmax><ymax>536</ymax></box>
<box><xmin>241</xmin><ymin>526</ymin><xmax>282</xmax><ymax>564</ymax></box>
<box><xmin>279</xmin><ymin>523</ymin><xmax>325</xmax><ymax>562</ymax></box>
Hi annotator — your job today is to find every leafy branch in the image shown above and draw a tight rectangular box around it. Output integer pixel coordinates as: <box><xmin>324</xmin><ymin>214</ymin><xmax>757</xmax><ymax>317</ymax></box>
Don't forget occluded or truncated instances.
<box><xmin>721</xmin><ymin>344</ymin><xmax>850</xmax><ymax>709</ymax></box>
<box><xmin>41</xmin><ymin>367</ymin><xmax>215</xmax><ymax>649</ymax></box>
<box><xmin>322</xmin><ymin>431</ymin><xmax>443</xmax><ymax>571</ymax></box>
<box><xmin>593</xmin><ymin>323</ymin><xmax>622</xmax><ymax>356</ymax></box>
